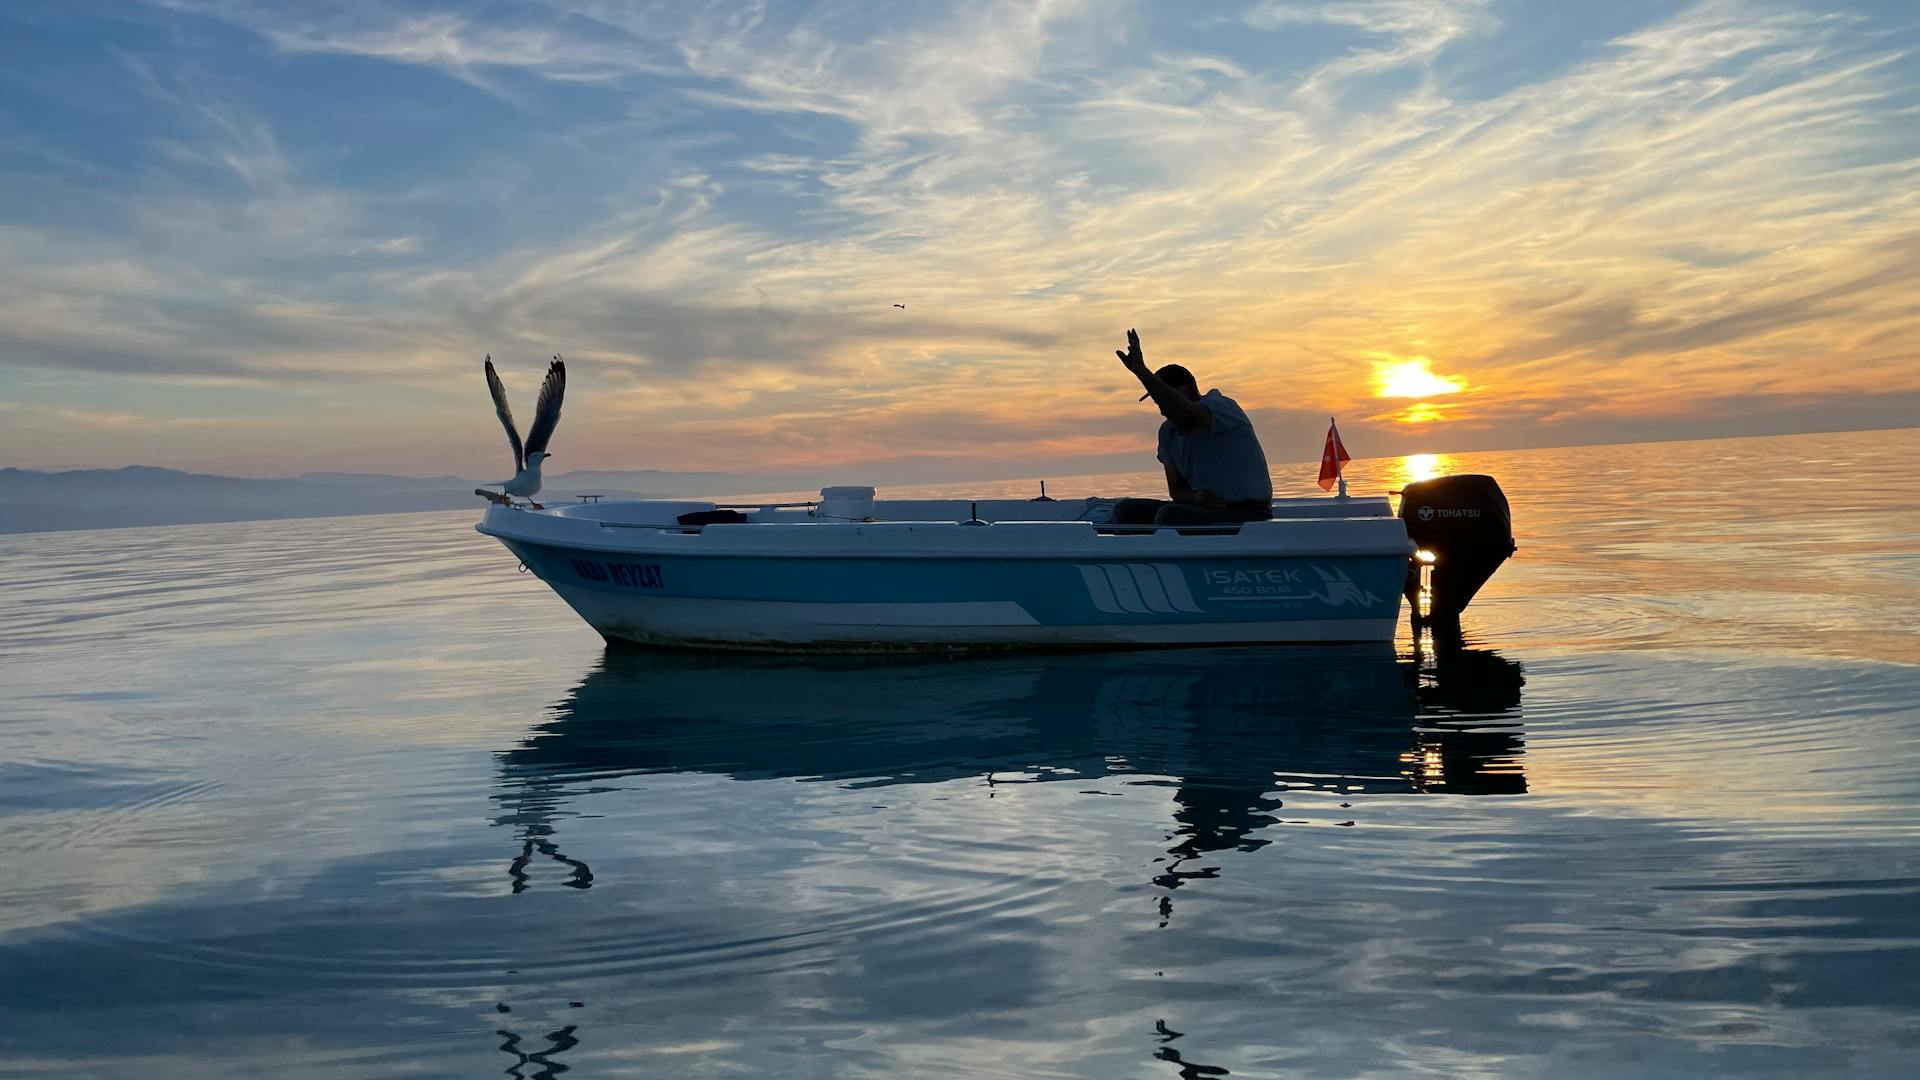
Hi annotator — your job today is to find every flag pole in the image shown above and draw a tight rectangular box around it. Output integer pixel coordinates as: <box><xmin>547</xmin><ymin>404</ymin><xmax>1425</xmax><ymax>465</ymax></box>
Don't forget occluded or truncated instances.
<box><xmin>1332</xmin><ymin>416</ymin><xmax>1348</xmax><ymax>499</ymax></box>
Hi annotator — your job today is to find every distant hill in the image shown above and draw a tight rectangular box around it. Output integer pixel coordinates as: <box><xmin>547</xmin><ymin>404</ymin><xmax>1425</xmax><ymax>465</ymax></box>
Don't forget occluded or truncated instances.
<box><xmin>0</xmin><ymin>466</ymin><xmax>798</xmax><ymax>534</ymax></box>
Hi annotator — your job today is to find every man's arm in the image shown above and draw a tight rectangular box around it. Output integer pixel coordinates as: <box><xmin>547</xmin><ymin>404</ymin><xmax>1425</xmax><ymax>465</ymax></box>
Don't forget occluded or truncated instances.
<box><xmin>1117</xmin><ymin>330</ymin><xmax>1211</xmax><ymax>431</ymax></box>
<box><xmin>1164</xmin><ymin>462</ymin><xmax>1195</xmax><ymax>504</ymax></box>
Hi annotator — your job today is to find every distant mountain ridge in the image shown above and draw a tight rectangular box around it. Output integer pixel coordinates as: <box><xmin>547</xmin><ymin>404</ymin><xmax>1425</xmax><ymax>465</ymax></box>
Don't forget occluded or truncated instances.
<box><xmin>0</xmin><ymin>465</ymin><xmax>799</xmax><ymax>534</ymax></box>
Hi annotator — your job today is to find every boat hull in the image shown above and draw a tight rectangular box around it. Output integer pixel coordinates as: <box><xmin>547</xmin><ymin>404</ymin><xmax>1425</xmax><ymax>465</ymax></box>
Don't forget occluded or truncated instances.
<box><xmin>494</xmin><ymin>536</ymin><xmax>1407</xmax><ymax>651</ymax></box>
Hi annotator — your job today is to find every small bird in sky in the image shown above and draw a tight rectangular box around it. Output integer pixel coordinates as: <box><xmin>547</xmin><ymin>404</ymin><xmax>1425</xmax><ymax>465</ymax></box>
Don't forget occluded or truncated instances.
<box><xmin>892</xmin><ymin>303</ymin><xmax>906</xmax><ymax>309</ymax></box>
<box><xmin>483</xmin><ymin>355</ymin><xmax>566</xmax><ymax>503</ymax></box>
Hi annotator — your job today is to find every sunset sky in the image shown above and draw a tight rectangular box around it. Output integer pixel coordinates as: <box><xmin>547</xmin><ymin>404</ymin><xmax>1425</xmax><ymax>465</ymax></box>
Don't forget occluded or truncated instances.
<box><xmin>2</xmin><ymin>0</ymin><xmax>1916</xmax><ymax>480</ymax></box>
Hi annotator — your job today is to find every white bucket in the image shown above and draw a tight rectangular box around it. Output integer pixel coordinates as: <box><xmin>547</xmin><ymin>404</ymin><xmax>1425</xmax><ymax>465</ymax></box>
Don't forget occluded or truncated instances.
<box><xmin>815</xmin><ymin>485</ymin><xmax>876</xmax><ymax>521</ymax></box>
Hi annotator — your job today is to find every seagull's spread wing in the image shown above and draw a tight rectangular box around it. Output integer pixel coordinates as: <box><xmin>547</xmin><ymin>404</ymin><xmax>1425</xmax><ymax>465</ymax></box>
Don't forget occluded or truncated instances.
<box><xmin>485</xmin><ymin>356</ymin><xmax>524</xmax><ymax>472</ymax></box>
<box><xmin>524</xmin><ymin>356</ymin><xmax>566</xmax><ymax>458</ymax></box>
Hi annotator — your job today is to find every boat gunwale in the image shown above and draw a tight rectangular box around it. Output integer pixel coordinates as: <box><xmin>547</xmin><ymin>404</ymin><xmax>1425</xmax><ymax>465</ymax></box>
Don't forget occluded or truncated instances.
<box><xmin>478</xmin><ymin>523</ymin><xmax>1415</xmax><ymax>561</ymax></box>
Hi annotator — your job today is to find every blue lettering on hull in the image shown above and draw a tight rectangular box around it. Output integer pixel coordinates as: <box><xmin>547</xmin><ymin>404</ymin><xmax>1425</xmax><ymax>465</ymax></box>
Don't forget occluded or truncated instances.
<box><xmin>568</xmin><ymin>557</ymin><xmax>666</xmax><ymax>590</ymax></box>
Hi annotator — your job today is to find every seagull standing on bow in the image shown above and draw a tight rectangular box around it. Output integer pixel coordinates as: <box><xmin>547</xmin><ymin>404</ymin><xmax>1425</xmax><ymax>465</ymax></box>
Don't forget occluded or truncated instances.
<box><xmin>483</xmin><ymin>355</ymin><xmax>566</xmax><ymax>506</ymax></box>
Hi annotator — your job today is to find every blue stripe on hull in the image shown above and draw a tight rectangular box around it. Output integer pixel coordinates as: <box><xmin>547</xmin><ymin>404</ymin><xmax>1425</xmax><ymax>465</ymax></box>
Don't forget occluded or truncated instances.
<box><xmin>500</xmin><ymin>539</ymin><xmax>1405</xmax><ymax>643</ymax></box>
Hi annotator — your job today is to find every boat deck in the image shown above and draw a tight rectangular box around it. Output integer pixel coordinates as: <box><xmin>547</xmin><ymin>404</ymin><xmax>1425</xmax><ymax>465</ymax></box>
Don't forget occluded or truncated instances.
<box><xmin>479</xmin><ymin>495</ymin><xmax>1411</xmax><ymax>561</ymax></box>
<box><xmin>535</xmin><ymin>494</ymin><xmax>1396</xmax><ymax>528</ymax></box>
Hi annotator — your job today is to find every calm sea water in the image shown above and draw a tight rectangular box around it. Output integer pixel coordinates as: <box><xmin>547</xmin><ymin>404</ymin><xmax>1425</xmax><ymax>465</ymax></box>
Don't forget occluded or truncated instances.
<box><xmin>2</xmin><ymin>429</ymin><xmax>1917</xmax><ymax>1079</ymax></box>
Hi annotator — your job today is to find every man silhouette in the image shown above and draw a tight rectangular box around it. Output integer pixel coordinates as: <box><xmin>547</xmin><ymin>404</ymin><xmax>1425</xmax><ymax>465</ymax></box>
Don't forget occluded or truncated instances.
<box><xmin>1112</xmin><ymin>329</ymin><xmax>1273</xmax><ymax>527</ymax></box>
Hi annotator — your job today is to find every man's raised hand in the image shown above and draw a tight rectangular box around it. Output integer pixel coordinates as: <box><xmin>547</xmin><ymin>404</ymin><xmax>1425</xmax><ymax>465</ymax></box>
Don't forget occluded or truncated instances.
<box><xmin>1116</xmin><ymin>328</ymin><xmax>1148</xmax><ymax>375</ymax></box>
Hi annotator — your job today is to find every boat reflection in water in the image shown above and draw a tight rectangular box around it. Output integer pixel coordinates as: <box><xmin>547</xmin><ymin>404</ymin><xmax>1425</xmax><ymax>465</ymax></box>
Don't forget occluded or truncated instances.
<box><xmin>493</xmin><ymin>640</ymin><xmax>1526</xmax><ymax>895</ymax></box>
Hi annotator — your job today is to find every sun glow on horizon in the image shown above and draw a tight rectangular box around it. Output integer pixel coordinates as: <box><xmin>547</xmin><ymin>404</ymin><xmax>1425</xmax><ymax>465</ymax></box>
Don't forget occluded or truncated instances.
<box><xmin>1374</xmin><ymin>358</ymin><xmax>1465</xmax><ymax>399</ymax></box>
<box><xmin>1391</xmin><ymin>402</ymin><xmax>1452</xmax><ymax>426</ymax></box>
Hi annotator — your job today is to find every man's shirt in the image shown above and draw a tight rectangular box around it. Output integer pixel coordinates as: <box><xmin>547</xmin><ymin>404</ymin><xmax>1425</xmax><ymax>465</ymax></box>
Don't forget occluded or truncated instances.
<box><xmin>1156</xmin><ymin>391</ymin><xmax>1274</xmax><ymax>504</ymax></box>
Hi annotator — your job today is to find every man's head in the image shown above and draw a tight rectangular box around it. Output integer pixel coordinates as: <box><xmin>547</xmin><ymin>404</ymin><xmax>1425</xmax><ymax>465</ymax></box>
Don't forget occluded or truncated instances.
<box><xmin>1140</xmin><ymin>363</ymin><xmax>1201</xmax><ymax>402</ymax></box>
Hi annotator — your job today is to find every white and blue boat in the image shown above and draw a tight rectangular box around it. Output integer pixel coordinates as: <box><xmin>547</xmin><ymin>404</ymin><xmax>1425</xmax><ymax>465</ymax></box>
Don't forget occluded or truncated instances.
<box><xmin>474</xmin><ymin>479</ymin><xmax>1515</xmax><ymax>651</ymax></box>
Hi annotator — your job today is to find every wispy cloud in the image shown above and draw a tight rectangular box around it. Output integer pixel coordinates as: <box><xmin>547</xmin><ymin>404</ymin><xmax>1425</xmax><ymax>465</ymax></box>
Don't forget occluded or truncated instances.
<box><xmin>0</xmin><ymin>400</ymin><xmax>244</xmax><ymax>431</ymax></box>
<box><xmin>1</xmin><ymin>0</ymin><xmax>1915</xmax><ymax>475</ymax></box>
<box><xmin>1246</xmin><ymin>0</ymin><xmax>1492</xmax><ymax>97</ymax></box>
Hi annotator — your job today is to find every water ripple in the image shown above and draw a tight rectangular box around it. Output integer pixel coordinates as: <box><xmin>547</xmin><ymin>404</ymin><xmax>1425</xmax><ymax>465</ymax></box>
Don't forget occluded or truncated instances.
<box><xmin>2</xmin><ymin>431</ymin><xmax>1919</xmax><ymax>1076</ymax></box>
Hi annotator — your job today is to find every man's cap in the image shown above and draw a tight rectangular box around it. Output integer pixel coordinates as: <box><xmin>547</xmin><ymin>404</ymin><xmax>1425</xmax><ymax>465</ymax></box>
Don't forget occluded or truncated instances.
<box><xmin>1139</xmin><ymin>363</ymin><xmax>1197</xmax><ymax>401</ymax></box>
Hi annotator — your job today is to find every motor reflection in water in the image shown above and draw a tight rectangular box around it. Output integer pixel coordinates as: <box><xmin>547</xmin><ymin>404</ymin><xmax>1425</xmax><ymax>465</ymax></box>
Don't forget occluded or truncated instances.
<box><xmin>494</xmin><ymin>641</ymin><xmax>1525</xmax><ymax>895</ymax></box>
<box><xmin>490</xmin><ymin>642</ymin><xmax>1522</xmax><ymax>1076</ymax></box>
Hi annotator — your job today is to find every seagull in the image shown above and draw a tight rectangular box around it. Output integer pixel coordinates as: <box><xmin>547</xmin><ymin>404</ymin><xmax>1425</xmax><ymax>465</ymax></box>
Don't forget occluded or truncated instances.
<box><xmin>483</xmin><ymin>354</ymin><xmax>566</xmax><ymax>504</ymax></box>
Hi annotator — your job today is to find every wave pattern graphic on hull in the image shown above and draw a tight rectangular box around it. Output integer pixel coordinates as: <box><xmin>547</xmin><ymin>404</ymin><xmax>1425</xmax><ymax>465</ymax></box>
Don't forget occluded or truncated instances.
<box><xmin>1075</xmin><ymin>563</ymin><xmax>1204</xmax><ymax>615</ymax></box>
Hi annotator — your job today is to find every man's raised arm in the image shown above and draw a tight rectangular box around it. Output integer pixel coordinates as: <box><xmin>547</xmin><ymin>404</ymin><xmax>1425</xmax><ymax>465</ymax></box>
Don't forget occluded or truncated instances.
<box><xmin>1116</xmin><ymin>330</ymin><xmax>1211</xmax><ymax>430</ymax></box>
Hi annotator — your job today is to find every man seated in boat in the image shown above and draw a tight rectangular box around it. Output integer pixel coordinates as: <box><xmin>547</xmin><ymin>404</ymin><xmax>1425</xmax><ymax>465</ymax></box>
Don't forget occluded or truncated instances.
<box><xmin>1113</xmin><ymin>329</ymin><xmax>1274</xmax><ymax>527</ymax></box>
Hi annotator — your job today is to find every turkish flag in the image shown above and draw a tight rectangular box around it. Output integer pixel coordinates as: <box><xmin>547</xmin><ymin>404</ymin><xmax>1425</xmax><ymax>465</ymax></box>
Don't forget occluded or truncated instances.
<box><xmin>1317</xmin><ymin>418</ymin><xmax>1351</xmax><ymax>491</ymax></box>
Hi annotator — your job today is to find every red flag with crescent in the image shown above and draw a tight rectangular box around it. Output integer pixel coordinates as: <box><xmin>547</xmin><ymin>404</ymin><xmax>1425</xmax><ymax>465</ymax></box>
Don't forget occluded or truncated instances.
<box><xmin>1317</xmin><ymin>418</ymin><xmax>1350</xmax><ymax>491</ymax></box>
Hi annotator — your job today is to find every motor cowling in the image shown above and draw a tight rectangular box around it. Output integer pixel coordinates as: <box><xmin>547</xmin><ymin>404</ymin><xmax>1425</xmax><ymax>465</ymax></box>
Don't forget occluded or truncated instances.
<box><xmin>1398</xmin><ymin>474</ymin><xmax>1514</xmax><ymax>628</ymax></box>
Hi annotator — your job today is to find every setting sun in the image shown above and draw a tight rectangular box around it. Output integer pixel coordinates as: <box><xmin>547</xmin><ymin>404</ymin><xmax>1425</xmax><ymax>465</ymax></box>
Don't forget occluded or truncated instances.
<box><xmin>1374</xmin><ymin>358</ymin><xmax>1465</xmax><ymax>399</ymax></box>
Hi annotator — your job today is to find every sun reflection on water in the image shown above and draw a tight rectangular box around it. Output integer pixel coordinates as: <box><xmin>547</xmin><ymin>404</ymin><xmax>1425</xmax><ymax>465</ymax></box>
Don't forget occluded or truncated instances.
<box><xmin>1400</xmin><ymin>453</ymin><xmax>1454</xmax><ymax>486</ymax></box>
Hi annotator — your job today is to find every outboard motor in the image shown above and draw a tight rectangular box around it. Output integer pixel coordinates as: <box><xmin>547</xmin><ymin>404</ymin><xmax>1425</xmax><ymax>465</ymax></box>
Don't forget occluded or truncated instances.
<box><xmin>1398</xmin><ymin>475</ymin><xmax>1514</xmax><ymax>630</ymax></box>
